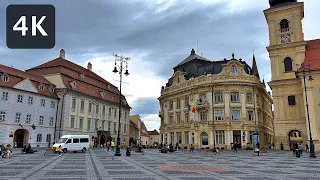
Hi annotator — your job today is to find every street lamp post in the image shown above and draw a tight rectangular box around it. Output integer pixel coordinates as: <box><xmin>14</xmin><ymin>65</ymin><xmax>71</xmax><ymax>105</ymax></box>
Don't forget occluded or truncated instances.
<box><xmin>112</xmin><ymin>54</ymin><xmax>130</xmax><ymax>156</ymax></box>
<box><xmin>295</xmin><ymin>63</ymin><xmax>316</xmax><ymax>158</ymax></box>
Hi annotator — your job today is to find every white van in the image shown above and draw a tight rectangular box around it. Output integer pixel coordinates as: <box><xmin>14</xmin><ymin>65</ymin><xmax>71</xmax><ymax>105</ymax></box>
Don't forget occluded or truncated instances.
<box><xmin>53</xmin><ymin>135</ymin><xmax>90</xmax><ymax>153</ymax></box>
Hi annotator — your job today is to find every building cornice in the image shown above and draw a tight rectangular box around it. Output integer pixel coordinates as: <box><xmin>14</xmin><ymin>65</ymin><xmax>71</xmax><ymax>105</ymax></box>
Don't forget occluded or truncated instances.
<box><xmin>267</xmin><ymin>41</ymin><xmax>307</xmax><ymax>51</ymax></box>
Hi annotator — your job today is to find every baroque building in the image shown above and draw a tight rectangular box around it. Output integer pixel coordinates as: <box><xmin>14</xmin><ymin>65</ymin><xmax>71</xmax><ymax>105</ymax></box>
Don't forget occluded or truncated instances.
<box><xmin>158</xmin><ymin>49</ymin><xmax>273</xmax><ymax>150</ymax></box>
<box><xmin>0</xmin><ymin>65</ymin><xmax>58</xmax><ymax>147</ymax></box>
<box><xmin>265</xmin><ymin>0</ymin><xmax>320</xmax><ymax>151</ymax></box>
<box><xmin>25</xmin><ymin>49</ymin><xmax>131</xmax><ymax>146</ymax></box>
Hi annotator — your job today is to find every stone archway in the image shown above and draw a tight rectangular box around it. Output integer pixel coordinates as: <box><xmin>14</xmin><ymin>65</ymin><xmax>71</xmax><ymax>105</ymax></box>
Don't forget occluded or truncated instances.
<box><xmin>14</xmin><ymin>129</ymin><xmax>29</xmax><ymax>148</ymax></box>
<box><xmin>288</xmin><ymin>130</ymin><xmax>303</xmax><ymax>150</ymax></box>
<box><xmin>100</xmin><ymin>135</ymin><xmax>106</xmax><ymax>146</ymax></box>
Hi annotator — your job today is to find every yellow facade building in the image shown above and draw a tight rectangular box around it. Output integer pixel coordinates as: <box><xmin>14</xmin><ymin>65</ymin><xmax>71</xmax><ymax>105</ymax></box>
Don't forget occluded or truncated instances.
<box><xmin>265</xmin><ymin>0</ymin><xmax>320</xmax><ymax>151</ymax></box>
<box><xmin>158</xmin><ymin>49</ymin><xmax>273</xmax><ymax>150</ymax></box>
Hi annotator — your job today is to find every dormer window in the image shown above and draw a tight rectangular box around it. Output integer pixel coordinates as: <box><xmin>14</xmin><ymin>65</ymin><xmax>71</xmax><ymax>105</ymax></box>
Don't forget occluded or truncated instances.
<box><xmin>70</xmin><ymin>81</ymin><xmax>76</xmax><ymax>88</ymax></box>
<box><xmin>1</xmin><ymin>74</ymin><xmax>9</xmax><ymax>82</ymax></box>
<box><xmin>49</xmin><ymin>87</ymin><xmax>55</xmax><ymax>93</ymax></box>
<box><xmin>231</xmin><ymin>65</ymin><xmax>237</xmax><ymax>75</ymax></box>
<box><xmin>80</xmin><ymin>74</ymin><xmax>85</xmax><ymax>79</ymax></box>
<box><xmin>38</xmin><ymin>83</ymin><xmax>45</xmax><ymax>91</ymax></box>
<box><xmin>177</xmin><ymin>74</ymin><xmax>180</xmax><ymax>83</ymax></box>
<box><xmin>100</xmin><ymin>91</ymin><xmax>105</xmax><ymax>97</ymax></box>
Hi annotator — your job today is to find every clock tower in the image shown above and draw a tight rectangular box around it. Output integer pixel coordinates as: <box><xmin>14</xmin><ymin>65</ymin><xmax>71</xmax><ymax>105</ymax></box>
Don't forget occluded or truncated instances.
<box><xmin>264</xmin><ymin>0</ymin><xmax>308</xmax><ymax>150</ymax></box>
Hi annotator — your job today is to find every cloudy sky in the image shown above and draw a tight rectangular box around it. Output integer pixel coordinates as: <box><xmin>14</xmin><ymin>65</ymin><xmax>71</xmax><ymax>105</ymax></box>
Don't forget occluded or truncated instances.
<box><xmin>0</xmin><ymin>0</ymin><xmax>319</xmax><ymax>131</ymax></box>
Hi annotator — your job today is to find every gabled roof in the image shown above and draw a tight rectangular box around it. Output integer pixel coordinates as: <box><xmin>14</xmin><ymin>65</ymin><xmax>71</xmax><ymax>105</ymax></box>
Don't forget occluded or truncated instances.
<box><xmin>25</xmin><ymin>51</ymin><xmax>130</xmax><ymax>108</ymax></box>
<box><xmin>148</xmin><ymin>129</ymin><xmax>159</xmax><ymax>135</ymax></box>
<box><xmin>140</xmin><ymin>121</ymin><xmax>149</xmax><ymax>136</ymax></box>
<box><xmin>298</xmin><ymin>39</ymin><xmax>320</xmax><ymax>72</ymax></box>
<box><xmin>174</xmin><ymin>48</ymin><xmax>211</xmax><ymax>68</ymax></box>
<box><xmin>0</xmin><ymin>64</ymin><xmax>58</xmax><ymax>99</ymax></box>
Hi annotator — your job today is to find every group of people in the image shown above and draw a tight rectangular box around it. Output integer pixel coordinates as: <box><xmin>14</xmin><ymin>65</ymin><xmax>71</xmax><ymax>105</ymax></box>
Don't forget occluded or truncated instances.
<box><xmin>105</xmin><ymin>140</ymin><xmax>115</xmax><ymax>151</ymax></box>
<box><xmin>0</xmin><ymin>144</ymin><xmax>12</xmax><ymax>158</ymax></box>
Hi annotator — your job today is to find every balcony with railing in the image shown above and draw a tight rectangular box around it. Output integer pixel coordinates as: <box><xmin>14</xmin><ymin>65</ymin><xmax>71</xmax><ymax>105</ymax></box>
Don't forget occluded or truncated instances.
<box><xmin>195</xmin><ymin>101</ymin><xmax>209</xmax><ymax>110</ymax></box>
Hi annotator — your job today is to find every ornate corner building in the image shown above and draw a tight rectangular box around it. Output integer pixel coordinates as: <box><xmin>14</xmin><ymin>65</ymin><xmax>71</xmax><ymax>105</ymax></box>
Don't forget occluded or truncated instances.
<box><xmin>265</xmin><ymin>0</ymin><xmax>320</xmax><ymax>151</ymax></box>
<box><xmin>158</xmin><ymin>49</ymin><xmax>273</xmax><ymax>150</ymax></box>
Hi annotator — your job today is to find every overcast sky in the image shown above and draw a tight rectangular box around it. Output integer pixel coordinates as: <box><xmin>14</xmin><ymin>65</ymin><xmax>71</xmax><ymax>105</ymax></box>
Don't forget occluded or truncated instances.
<box><xmin>0</xmin><ymin>0</ymin><xmax>319</xmax><ymax>131</ymax></box>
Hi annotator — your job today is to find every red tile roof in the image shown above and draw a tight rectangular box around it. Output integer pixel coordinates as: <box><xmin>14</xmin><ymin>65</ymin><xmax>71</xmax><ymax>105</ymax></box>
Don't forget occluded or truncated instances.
<box><xmin>0</xmin><ymin>64</ymin><xmax>58</xmax><ymax>99</ymax></box>
<box><xmin>26</xmin><ymin>57</ymin><xmax>130</xmax><ymax>108</ymax></box>
<box><xmin>140</xmin><ymin>121</ymin><xmax>149</xmax><ymax>136</ymax></box>
<box><xmin>148</xmin><ymin>129</ymin><xmax>160</xmax><ymax>135</ymax></box>
<box><xmin>299</xmin><ymin>39</ymin><xmax>320</xmax><ymax>71</ymax></box>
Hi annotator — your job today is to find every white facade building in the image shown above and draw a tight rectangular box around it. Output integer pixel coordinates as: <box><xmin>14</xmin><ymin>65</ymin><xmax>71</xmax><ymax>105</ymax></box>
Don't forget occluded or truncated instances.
<box><xmin>0</xmin><ymin>65</ymin><xmax>58</xmax><ymax>148</ymax></box>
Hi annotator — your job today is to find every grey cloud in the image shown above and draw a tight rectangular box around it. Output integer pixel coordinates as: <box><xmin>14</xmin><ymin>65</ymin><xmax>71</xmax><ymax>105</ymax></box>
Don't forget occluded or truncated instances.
<box><xmin>130</xmin><ymin>97</ymin><xmax>159</xmax><ymax>115</ymax></box>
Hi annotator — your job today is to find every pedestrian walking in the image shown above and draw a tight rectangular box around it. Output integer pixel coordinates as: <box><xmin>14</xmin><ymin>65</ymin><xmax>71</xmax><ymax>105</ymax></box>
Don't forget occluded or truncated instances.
<box><xmin>306</xmin><ymin>144</ymin><xmax>309</xmax><ymax>153</ymax></box>
<box><xmin>111</xmin><ymin>140</ymin><xmax>115</xmax><ymax>151</ymax></box>
<box><xmin>298</xmin><ymin>143</ymin><xmax>303</xmax><ymax>156</ymax></box>
<box><xmin>106</xmin><ymin>141</ymin><xmax>110</xmax><ymax>151</ymax></box>
<box><xmin>233</xmin><ymin>142</ymin><xmax>238</xmax><ymax>153</ymax></box>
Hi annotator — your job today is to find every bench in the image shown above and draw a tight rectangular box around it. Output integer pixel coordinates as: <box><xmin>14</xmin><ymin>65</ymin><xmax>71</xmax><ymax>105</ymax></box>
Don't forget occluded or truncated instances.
<box><xmin>44</xmin><ymin>148</ymin><xmax>56</xmax><ymax>156</ymax></box>
<box><xmin>253</xmin><ymin>148</ymin><xmax>268</xmax><ymax>155</ymax></box>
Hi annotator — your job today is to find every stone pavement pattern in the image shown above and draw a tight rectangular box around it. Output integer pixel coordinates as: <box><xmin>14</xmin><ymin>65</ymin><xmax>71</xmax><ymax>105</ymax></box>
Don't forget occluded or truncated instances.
<box><xmin>1</xmin><ymin>148</ymin><xmax>320</xmax><ymax>180</ymax></box>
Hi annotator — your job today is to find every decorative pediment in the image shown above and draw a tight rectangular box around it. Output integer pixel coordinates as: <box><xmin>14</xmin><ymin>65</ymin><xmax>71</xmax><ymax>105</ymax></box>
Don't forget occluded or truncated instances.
<box><xmin>13</xmin><ymin>78</ymin><xmax>38</xmax><ymax>93</ymax></box>
<box><xmin>172</xmin><ymin>71</ymin><xmax>186</xmax><ymax>86</ymax></box>
<box><xmin>220</xmin><ymin>60</ymin><xmax>246</xmax><ymax>76</ymax></box>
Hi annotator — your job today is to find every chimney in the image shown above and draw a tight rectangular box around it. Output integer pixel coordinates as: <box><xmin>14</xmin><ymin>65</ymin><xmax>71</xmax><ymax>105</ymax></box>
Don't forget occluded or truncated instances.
<box><xmin>60</xmin><ymin>49</ymin><xmax>65</xmax><ymax>59</ymax></box>
<box><xmin>87</xmin><ymin>62</ymin><xmax>92</xmax><ymax>71</ymax></box>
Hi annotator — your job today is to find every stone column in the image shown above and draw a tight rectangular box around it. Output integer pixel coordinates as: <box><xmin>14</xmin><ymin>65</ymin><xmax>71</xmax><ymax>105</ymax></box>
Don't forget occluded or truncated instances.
<box><xmin>194</xmin><ymin>131</ymin><xmax>198</xmax><ymax>148</ymax></box>
<box><xmin>210</xmin><ymin>130</ymin><xmax>214</xmax><ymax>147</ymax></box>
<box><xmin>224</xmin><ymin>92</ymin><xmax>230</xmax><ymax>120</ymax></box>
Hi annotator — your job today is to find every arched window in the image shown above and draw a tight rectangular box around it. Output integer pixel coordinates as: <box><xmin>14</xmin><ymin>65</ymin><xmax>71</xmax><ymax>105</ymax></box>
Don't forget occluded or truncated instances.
<box><xmin>201</xmin><ymin>132</ymin><xmax>208</xmax><ymax>145</ymax></box>
<box><xmin>284</xmin><ymin>57</ymin><xmax>293</xmax><ymax>72</ymax></box>
<box><xmin>280</xmin><ymin>19</ymin><xmax>289</xmax><ymax>31</ymax></box>
<box><xmin>289</xmin><ymin>130</ymin><xmax>302</xmax><ymax>138</ymax></box>
<box><xmin>231</xmin><ymin>65</ymin><xmax>237</xmax><ymax>75</ymax></box>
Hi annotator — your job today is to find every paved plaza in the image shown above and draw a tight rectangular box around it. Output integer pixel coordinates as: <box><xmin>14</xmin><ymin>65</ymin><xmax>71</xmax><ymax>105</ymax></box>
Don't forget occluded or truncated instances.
<box><xmin>1</xmin><ymin>148</ymin><xmax>320</xmax><ymax>180</ymax></box>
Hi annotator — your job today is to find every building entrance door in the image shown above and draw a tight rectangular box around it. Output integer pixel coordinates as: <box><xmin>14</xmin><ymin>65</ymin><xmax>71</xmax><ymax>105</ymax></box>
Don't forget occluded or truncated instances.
<box><xmin>233</xmin><ymin>130</ymin><xmax>241</xmax><ymax>149</ymax></box>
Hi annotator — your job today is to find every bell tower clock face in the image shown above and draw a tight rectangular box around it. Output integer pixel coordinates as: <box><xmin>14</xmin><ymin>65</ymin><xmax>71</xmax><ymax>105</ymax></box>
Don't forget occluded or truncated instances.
<box><xmin>281</xmin><ymin>34</ymin><xmax>291</xmax><ymax>43</ymax></box>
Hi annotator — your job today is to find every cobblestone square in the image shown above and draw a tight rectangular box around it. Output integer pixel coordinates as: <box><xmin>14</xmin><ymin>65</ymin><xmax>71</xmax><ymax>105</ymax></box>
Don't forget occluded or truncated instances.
<box><xmin>0</xmin><ymin>148</ymin><xmax>320</xmax><ymax>180</ymax></box>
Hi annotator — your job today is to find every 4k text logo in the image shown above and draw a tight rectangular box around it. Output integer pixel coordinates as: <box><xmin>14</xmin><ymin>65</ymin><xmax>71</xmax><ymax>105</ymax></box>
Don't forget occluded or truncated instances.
<box><xmin>6</xmin><ymin>5</ymin><xmax>55</xmax><ymax>49</ymax></box>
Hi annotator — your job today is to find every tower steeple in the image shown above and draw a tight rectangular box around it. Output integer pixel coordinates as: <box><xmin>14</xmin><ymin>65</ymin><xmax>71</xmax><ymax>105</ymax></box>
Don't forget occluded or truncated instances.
<box><xmin>262</xmin><ymin>78</ymin><xmax>266</xmax><ymax>89</ymax></box>
<box><xmin>252</xmin><ymin>50</ymin><xmax>260</xmax><ymax>79</ymax></box>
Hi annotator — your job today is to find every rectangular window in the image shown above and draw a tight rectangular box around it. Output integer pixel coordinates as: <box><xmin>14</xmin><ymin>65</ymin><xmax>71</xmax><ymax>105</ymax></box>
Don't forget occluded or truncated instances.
<box><xmin>108</xmin><ymin>108</ymin><xmax>111</xmax><ymax>119</ymax></box>
<box><xmin>28</xmin><ymin>97</ymin><xmax>33</xmax><ymax>104</ymax></box>
<box><xmin>50</xmin><ymin>101</ymin><xmax>55</xmax><ymax>108</ymax></box>
<box><xmin>0</xmin><ymin>111</ymin><xmax>6</xmax><ymax>122</ymax></box>
<box><xmin>87</xmin><ymin>118</ymin><xmax>91</xmax><ymax>131</ymax></box>
<box><xmin>248</xmin><ymin>111</ymin><xmax>254</xmax><ymax>121</ymax></box>
<box><xmin>80</xmin><ymin>100</ymin><xmax>85</xmax><ymax>113</ymax></box>
<box><xmin>72</xmin><ymin>98</ymin><xmax>76</xmax><ymax>110</ymax></box>
<box><xmin>124</xmin><ymin>124</ymin><xmax>127</xmax><ymax>133</ymax></box>
<box><xmin>176</xmin><ymin>99</ymin><xmax>181</xmax><ymax>109</ymax></box>
<box><xmin>184</xmin><ymin>97</ymin><xmax>189</xmax><ymax>107</ymax></box>
<box><xmin>95</xmin><ymin>119</ymin><xmax>99</xmax><ymax>130</ymax></box>
<box><xmin>15</xmin><ymin>112</ymin><xmax>21</xmax><ymax>123</ymax></box>
<box><xmin>114</xmin><ymin>122</ymin><xmax>117</xmax><ymax>133</ymax></box>
<box><xmin>177</xmin><ymin>132</ymin><xmax>182</xmax><ymax>144</ymax></box>
<box><xmin>184</xmin><ymin>113</ymin><xmax>189</xmax><ymax>123</ymax></box>
<box><xmin>169</xmin><ymin>101</ymin><xmax>173</xmax><ymax>110</ymax></box>
<box><xmin>114</xmin><ymin>108</ymin><xmax>117</xmax><ymax>118</ymax></box>
<box><xmin>215</xmin><ymin>110</ymin><xmax>224</xmax><ymax>120</ymax></box>
<box><xmin>124</xmin><ymin>111</ymin><xmax>127</xmax><ymax>119</ymax></box>
<box><xmin>102</xmin><ymin>106</ymin><xmax>106</xmax><ymax>117</ymax></box>
<box><xmin>49</xmin><ymin>117</ymin><xmax>54</xmax><ymax>126</ymax></box>
<box><xmin>101</xmin><ymin>120</ymin><xmax>105</xmax><ymax>130</ymax></box>
<box><xmin>88</xmin><ymin>103</ymin><xmax>92</xmax><ymax>114</ymax></box>
<box><xmin>17</xmin><ymin>95</ymin><xmax>23</xmax><ymax>103</ymax></box>
<box><xmin>26</xmin><ymin>114</ymin><xmax>31</xmax><ymax>124</ymax></box>
<box><xmin>80</xmin><ymin>138</ymin><xmax>89</xmax><ymax>143</ymax></box>
<box><xmin>36</xmin><ymin>134</ymin><xmax>42</xmax><ymax>142</ymax></box>
<box><xmin>39</xmin><ymin>116</ymin><xmax>44</xmax><ymax>125</ymax></box>
<box><xmin>79</xmin><ymin>117</ymin><xmax>83</xmax><ymax>129</ymax></box>
<box><xmin>199</xmin><ymin>94</ymin><xmax>206</xmax><ymax>102</ymax></box>
<box><xmin>73</xmin><ymin>138</ymin><xmax>79</xmax><ymax>143</ymax></box>
<box><xmin>288</xmin><ymin>96</ymin><xmax>296</xmax><ymax>106</ymax></box>
<box><xmin>215</xmin><ymin>92</ymin><xmax>223</xmax><ymax>103</ymax></box>
<box><xmin>246</xmin><ymin>92</ymin><xmax>253</xmax><ymax>103</ymax></box>
<box><xmin>1</xmin><ymin>92</ymin><xmax>8</xmax><ymax>101</ymax></box>
<box><xmin>46</xmin><ymin>134</ymin><xmax>51</xmax><ymax>142</ymax></box>
<box><xmin>96</xmin><ymin>104</ymin><xmax>99</xmax><ymax>114</ymax></box>
<box><xmin>184</xmin><ymin>131</ymin><xmax>189</xmax><ymax>144</ymax></box>
<box><xmin>70</xmin><ymin>116</ymin><xmax>75</xmax><ymax>128</ymax></box>
<box><xmin>40</xmin><ymin>99</ymin><xmax>46</xmax><ymax>107</ymax></box>
<box><xmin>230</xmin><ymin>92</ymin><xmax>239</xmax><ymax>102</ymax></box>
<box><xmin>176</xmin><ymin>114</ymin><xmax>181</xmax><ymax>123</ymax></box>
<box><xmin>200</xmin><ymin>111</ymin><xmax>207</xmax><ymax>121</ymax></box>
<box><xmin>108</xmin><ymin>121</ymin><xmax>111</xmax><ymax>131</ymax></box>
<box><xmin>232</xmin><ymin>110</ymin><xmax>241</xmax><ymax>120</ymax></box>
<box><xmin>215</xmin><ymin>130</ymin><xmax>225</xmax><ymax>144</ymax></box>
